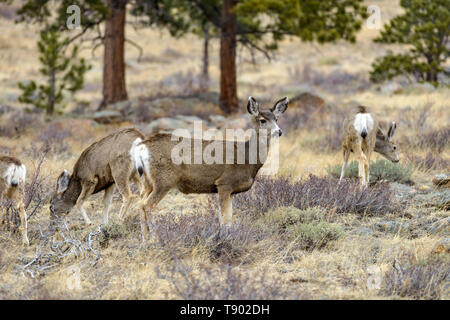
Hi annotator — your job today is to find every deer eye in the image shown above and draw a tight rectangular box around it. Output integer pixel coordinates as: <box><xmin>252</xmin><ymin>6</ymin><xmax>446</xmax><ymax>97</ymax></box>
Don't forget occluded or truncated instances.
<box><xmin>393</xmin><ymin>146</ymin><xmax>397</xmax><ymax>150</ymax></box>
<box><xmin>260</xmin><ymin>119</ymin><xmax>266</xmax><ymax>124</ymax></box>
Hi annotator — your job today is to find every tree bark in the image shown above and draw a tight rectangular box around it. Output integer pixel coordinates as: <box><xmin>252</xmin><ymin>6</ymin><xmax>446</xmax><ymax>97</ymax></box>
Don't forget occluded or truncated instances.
<box><xmin>219</xmin><ymin>0</ymin><xmax>238</xmax><ymax>114</ymax></box>
<box><xmin>200</xmin><ymin>24</ymin><xmax>210</xmax><ymax>92</ymax></box>
<box><xmin>99</xmin><ymin>0</ymin><xmax>128</xmax><ymax>110</ymax></box>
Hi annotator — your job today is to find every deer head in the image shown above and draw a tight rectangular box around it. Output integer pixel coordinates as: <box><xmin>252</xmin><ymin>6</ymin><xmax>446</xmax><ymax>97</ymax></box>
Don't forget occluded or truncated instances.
<box><xmin>247</xmin><ymin>96</ymin><xmax>288</xmax><ymax>137</ymax></box>
<box><xmin>375</xmin><ymin>121</ymin><xmax>399</xmax><ymax>163</ymax></box>
<box><xmin>49</xmin><ymin>170</ymin><xmax>75</xmax><ymax>217</ymax></box>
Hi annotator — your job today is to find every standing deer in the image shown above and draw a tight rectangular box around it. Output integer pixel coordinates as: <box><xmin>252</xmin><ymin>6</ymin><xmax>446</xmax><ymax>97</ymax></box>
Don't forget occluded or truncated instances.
<box><xmin>50</xmin><ymin>128</ymin><xmax>151</xmax><ymax>225</ymax></box>
<box><xmin>131</xmin><ymin>96</ymin><xmax>288</xmax><ymax>238</ymax></box>
<box><xmin>340</xmin><ymin>106</ymin><xmax>399</xmax><ymax>186</ymax></box>
<box><xmin>0</xmin><ymin>155</ymin><xmax>29</xmax><ymax>245</ymax></box>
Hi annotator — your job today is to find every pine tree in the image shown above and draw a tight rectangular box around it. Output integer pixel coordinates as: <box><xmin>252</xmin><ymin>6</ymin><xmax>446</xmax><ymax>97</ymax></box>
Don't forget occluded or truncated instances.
<box><xmin>18</xmin><ymin>30</ymin><xmax>91</xmax><ymax>115</ymax></box>
<box><xmin>370</xmin><ymin>0</ymin><xmax>450</xmax><ymax>85</ymax></box>
<box><xmin>135</xmin><ymin>0</ymin><xmax>367</xmax><ymax>114</ymax></box>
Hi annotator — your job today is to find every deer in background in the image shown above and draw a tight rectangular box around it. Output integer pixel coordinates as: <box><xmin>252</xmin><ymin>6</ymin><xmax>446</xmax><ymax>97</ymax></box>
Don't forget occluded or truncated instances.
<box><xmin>50</xmin><ymin>128</ymin><xmax>152</xmax><ymax>225</ymax></box>
<box><xmin>0</xmin><ymin>156</ymin><xmax>29</xmax><ymax>245</ymax></box>
<box><xmin>131</xmin><ymin>96</ymin><xmax>288</xmax><ymax>238</ymax></box>
<box><xmin>340</xmin><ymin>106</ymin><xmax>399</xmax><ymax>187</ymax></box>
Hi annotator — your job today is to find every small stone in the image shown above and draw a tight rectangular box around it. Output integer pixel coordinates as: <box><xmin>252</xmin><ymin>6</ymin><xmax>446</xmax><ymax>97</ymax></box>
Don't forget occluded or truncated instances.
<box><xmin>433</xmin><ymin>174</ymin><xmax>450</xmax><ymax>188</ymax></box>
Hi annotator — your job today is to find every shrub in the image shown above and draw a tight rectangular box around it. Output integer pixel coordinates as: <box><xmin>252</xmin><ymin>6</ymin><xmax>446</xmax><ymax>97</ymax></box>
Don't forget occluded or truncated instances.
<box><xmin>328</xmin><ymin>159</ymin><xmax>414</xmax><ymax>185</ymax></box>
<box><xmin>234</xmin><ymin>175</ymin><xmax>402</xmax><ymax>217</ymax></box>
<box><xmin>405</xmin><ymin>152</ymin><xmax>450</xmax><ymax>171</ymax></box>
<box><xmin>148</xmin><ymin>208</ymin><xmax>270</xmax><ymax>264</ymax></box>
<box><xmin>381</xmin><ymin>256</ymin><xmax>449</xmax><ymax>300</ymax></box>
<box><xmin>156</xmin><ymin>262</ymin><xmax>308</xmax><ymax>300</ymax></box>
<box><xmin>286</xmin><ymin>222</ymin><xmax>343</xmax><ymax>250</ymax></box>
<box><xmin>99</xmin><ymin>223</ymin><xmax>130</xmax><ymax>248</ymax></box>
<box><xmin>260</xmin><ymin>206</ymin><xmax>329</xmax><ymax>230</ymax></box>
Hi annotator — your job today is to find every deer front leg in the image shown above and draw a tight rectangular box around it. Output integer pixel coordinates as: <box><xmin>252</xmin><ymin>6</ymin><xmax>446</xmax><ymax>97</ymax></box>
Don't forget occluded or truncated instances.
<box><xmin>218</xmin><ymin>186</ymin><xmax>233</xmax><ymax>227</ymax></box>
<box><xmin>339</xmin><ymin>148</ymin><xmax>350</xmax><ymax>183</ymax></box>
<box><xmin>76</xmin><ymin>179</ymin><xmax>97</xmax><ymax>225</ymax></box>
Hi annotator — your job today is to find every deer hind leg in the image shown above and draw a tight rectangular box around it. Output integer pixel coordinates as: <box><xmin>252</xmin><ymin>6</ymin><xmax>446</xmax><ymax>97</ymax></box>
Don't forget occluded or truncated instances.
<box><xmin>102</xmin><ymin>184</ymin><xmax>116</xmax><ymax>224</ymax></box>
<box><xmin>11</xmin><ymin>188</ymin><xmax>29</xmax><ymax>246</ymax></box>
<box><xmin>76</xmin><ymin>179</ymin><xmax>98</xmax><ymax>225</ymax></box>
<box><xmin>356</xmin><ymin>141</ymin><xmax>368</xmax><ymax>187</ymax></box>
<box><xmin>217</xmin><ymin>186</ymin><xmax>233</xmax><ymax>227</ymax></box>
<box><xmin>138</xmin><ymin>184</ymin><xmax>171</xmax><ymax>240</ymax></box>
<box><xmin>339</xmin><ymin>148</ymin><xmax>350</xmax><ymax>183</ymax></box>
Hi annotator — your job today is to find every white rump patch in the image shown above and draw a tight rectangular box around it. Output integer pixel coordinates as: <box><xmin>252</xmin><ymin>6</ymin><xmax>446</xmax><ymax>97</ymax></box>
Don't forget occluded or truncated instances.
<box><xmin>130</xmin><ymin>138</ymin><xmax>151</xmax><ymax>180</ymax></box>
<box><xmin>353</xmin><ymin>113</ymin><xmax>374</xmax><ymax>135</ymax></box>
<box><xmin>3</xmin><ymin>164</ymin><xmax>26</xmax><ymax>186</ymax></box>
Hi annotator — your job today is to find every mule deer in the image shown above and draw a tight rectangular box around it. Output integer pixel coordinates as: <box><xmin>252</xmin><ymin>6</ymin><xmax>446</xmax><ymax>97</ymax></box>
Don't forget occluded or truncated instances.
<box><xmin>50</xmin><ymin>128</ymin><xmax>151</xmax><ymax>225</ymax></box>
<box><xmin>131</xmin><ymin>96</ymin><xmax>288</xmax><ymax>238</ymax></box>
<box><xmin>0</xmin><ymin>155</ymin><xmax>29</xmax><ymax>245</ymax></box>
<box><xmin>340</xmin><ymin>106</ymin><xmax>399</xmax><ymax>186</ymax></box>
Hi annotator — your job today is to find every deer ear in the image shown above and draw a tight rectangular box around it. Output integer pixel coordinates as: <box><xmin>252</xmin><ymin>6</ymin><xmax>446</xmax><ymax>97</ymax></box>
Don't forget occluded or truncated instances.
<box><xmin>271</xmin><ymin>97</ymin><xmax>289</xmax><ymax>117</ymax></box>
<box><xmin>56</xmin><ymin>170</ymin><xmax>70</xmax><ymax>194</ymax></box>
<box><xmin>387</xmin><ymin>121</ymin><xmax>397</xmax><ymax>141</ymax></box>
<box><xmin>247</xmin><ymin>96</ymin><xmax>259</xmax><ymax>116</ymax></box>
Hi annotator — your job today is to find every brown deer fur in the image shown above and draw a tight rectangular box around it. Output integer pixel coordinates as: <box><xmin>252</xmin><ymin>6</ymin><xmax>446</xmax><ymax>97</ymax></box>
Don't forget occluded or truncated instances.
<box><xmin>340</xmin><ymin>106</ymin><xmax>399</xmax><ymax>186</ymax></box>
<box><xmin>0</xmin><ymin>155</ymin><xmax>28</xmax><ymax>245</ymax></box>
<box><xmin>132</xmin><ymin>97</ymin><xmax>288</xmax><ymax>238</ymax></box>
<box><xmin>50</xmin><ymin>128</ymin><xmax>151</xmax><ymax>225</ymax></box>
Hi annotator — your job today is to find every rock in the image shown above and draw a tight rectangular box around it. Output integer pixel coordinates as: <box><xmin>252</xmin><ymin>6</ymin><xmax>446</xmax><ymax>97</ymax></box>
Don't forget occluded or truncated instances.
<box><xmin>222</xmin><ymin>115</ymin><xmax>252</xmax><ymax>130</ymax></box>
<box><xmin>290</xmin><ymin>92</ymin><xmax>326</xmax><ymax>109</ymax></box>
<box><xmin>209</xmin><ymin>115</ymin><xmax>227</xmax><ymax>128</ymax></box>
<box><xmin>377</xmin><ymin>221</ymin><xmax>410</xmax><ymax>234</ymax></box>
<box><xmin>433</xmin><ymin>174</ymin><xmax>450</xmax><ymax>188</ymax></box>
<box><xmin>92</xmin><ymin>110</ymin><xmax>123</xmax><ymax>124</ymax></box>
<box><xmin>174</xmin><ymin>114</ymin><xmax>204</xmax><ymax>124</ymax></box>
<box><xmin>379</xmin><ymin>81</ymin><xmax>403</xmax><ymax>95</ymax></box>
<box><xmin>142</xmin><ymin>117</ymin><xmax>210</xmax><ymax>135</ymax></box>
<box><xmin>408</xmin><ymin>82</ymin><xmax>436</xmax><ymax>93</ymax></box>
<box><xmin>432</xmin><ymin>238</ymin><xmax>450</xmax><ymax>255</ymax></box>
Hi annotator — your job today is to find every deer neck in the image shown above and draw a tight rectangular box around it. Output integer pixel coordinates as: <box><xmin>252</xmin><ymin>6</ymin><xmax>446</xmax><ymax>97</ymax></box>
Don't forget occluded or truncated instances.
<box><xmin>247</xmin><ymin>128</ymin><xmax>271</xmax><ymax>171</ymax></box>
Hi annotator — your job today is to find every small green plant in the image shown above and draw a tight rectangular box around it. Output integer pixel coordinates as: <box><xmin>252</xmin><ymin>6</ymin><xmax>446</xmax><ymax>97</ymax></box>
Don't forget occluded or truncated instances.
<box><xmin>286</xmin><ymin>222</ymin><xmax>343</xmax><ymax>250</ymax></box>
<box><xmin>260</xmin><ymin>206</ymin><xmax>328</xmax><ymax>231</ymax></box>
<box><xmin>18</xmin><ymin>29</ymin><xmax>91</xmax><ymax>115</ymax></box>
<box><xmin>328</xmin><ymin>159</ymin><xmax>414</xmax><ymax>184</ymax></box>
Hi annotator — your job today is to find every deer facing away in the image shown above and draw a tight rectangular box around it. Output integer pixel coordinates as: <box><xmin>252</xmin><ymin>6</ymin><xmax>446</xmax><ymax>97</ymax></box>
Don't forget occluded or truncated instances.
<box><xmin>340</xmin><ymin>106</ymin><xmax>399</xmax><ymax>186</ymax></box>
<box><xmin>0</xmin><ymin>155</ymin><xmax>29</xmax><ymax>245</ymax></box>
<box><xmin>131</xmin><ymin>96</ymin><xmax>288</xmax><ymax>238</ymax></box>
<box><xmin>50</xmin><ymin>128</ymin><xmax>151</xmax><ymax>225</ymax></box>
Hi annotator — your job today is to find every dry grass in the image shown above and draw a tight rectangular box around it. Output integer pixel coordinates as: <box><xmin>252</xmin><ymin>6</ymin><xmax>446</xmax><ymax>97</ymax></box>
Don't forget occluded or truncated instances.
<box><xmin>0</xmin><ymin>0</ymin><xmax>448</xmax><ymax>300</ymax></box>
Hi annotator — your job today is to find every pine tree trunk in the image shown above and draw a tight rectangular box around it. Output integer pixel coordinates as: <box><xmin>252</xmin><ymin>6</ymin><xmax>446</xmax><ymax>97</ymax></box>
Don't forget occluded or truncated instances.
<box><xmin>99</xmin><ymin>0</ymin><xmax>128</xmax><ymax>110</ymax></box>
<box><xmin>48</xmin><ymin>70</ymin><xmax>55</xmax><ymax>115</ymax></box>
<box><xmin>200</xmin><ymin>24</ymin><xmax>210</xmax><ymax>92</ymax></box>
<box><xmin>219</xmin><ymin>0</ymin><xmax>238</xmax><ymax>114</ymax></box>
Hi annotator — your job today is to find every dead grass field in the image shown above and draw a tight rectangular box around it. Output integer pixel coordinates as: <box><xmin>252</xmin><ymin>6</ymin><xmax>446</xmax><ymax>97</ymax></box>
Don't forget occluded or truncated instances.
<box><xmin>0</xmin><ymin>1</ymin><xmax>448</xmax><ymax>300</ymax></box>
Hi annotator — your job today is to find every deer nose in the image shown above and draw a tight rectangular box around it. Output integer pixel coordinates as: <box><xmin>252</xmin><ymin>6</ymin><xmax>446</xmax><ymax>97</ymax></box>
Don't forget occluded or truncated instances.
<box><xmin>278</xmin><ymin>130</ymin><xmax>282</xmax><ymax>137</ymax></box>
<box><xmin>11</xmin><ymin>181</ymin><xmax>18</xmax><ymax>187</ymax></box>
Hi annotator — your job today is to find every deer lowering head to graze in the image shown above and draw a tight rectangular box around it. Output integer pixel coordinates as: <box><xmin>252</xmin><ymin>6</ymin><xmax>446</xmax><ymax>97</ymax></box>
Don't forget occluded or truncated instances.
<box><xmin>0</xmin><ymin>155</ymin><xmax>29</xmax><ymax>245</ymax></box>
<box><xmin>50</xmin><ymin>128</ymin><xmax>151</xmax><ymax>225</ymax></box>
<box><xmin>340</xmin><ymin>106</ymin><xmax>399</xmax><ymax>186</ymax></box>
<box><xmin>131</xmin><ymin>96</ymin><xmax>288</xmax><ymax>238</ymax></box>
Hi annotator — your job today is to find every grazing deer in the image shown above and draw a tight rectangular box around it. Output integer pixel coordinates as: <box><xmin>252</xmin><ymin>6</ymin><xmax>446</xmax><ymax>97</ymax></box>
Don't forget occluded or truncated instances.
<box><xmin>0</xmin><ymin>156</ymin><xmax>29</xmax><ymax>245</ymax></box>
<box><xmin>131</xmin><ymin>96</ymin><xmax>288</xmax><ymax>238</ymax></box>
<box><xmin>50</xmin><ymin>128</ymin><xmax>151</xmax><ymax>225</ymax></box>
<box><xmin>340</xmin><ymin>106</ymin><xmax>399</xmax><ymax>186</ymax></box>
